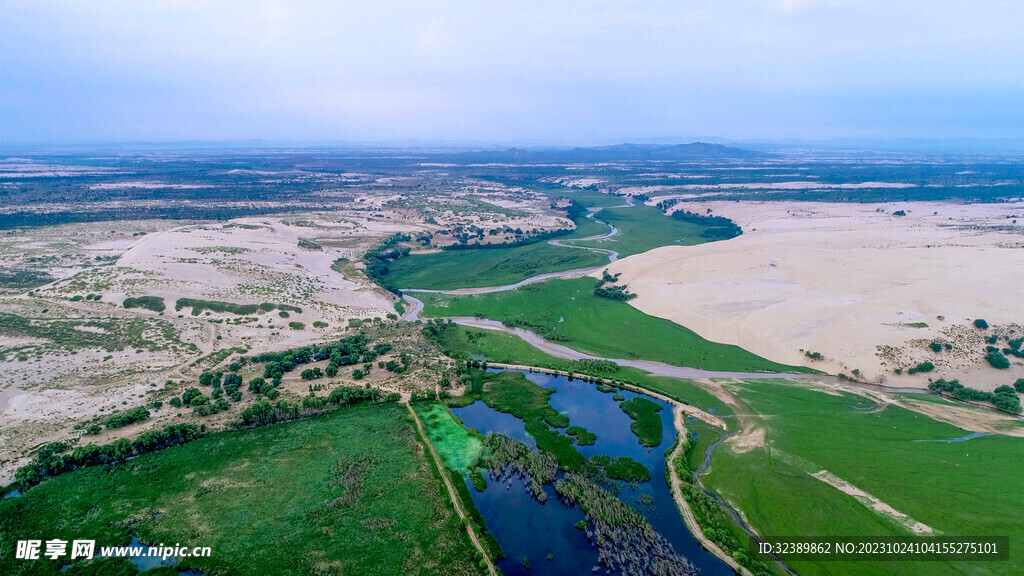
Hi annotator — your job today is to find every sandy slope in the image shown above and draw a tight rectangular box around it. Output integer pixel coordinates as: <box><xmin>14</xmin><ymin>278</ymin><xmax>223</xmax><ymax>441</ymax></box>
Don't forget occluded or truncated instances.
<box><xmin>608</xmin><ymin>201</ymin><xmax>1024</xmax><ymax>389</ymax></box>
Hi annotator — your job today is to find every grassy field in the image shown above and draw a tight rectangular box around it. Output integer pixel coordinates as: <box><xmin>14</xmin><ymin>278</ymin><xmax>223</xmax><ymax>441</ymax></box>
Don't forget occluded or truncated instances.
<box><xmin>385</xmin><ymin>238</ymin><xmax>608</xmax><ymax>290</ymax></box>
<box><xmin>415</xmin><ymin>402</ymin><xmax>482</xmax><ymax>474</ymax></box>
<box><xmin>385</xmin><ymin>190</ymin><xmax>715</xmax><ymax>291</ymax></box>
<box><xmin>703</xmin><ymin>379</ymin><xmax>1024</xmax><ymax>576</ymax></box>
<box><xmin>429</xmin><ymin>324</ymin><xmax>739</xmax><ymax>420</ymax></box>
<box><xmin>419</xmin><ymin>278</ymin><xmax>811</xmax><ymax>373</ymax></box>
<box><xmin>569</xmin><ymin>202</ymin><xmax>708</xmax><ymax>258</ymax></box>
<box><xmin>620</xmin><ymin>397</ymin><xmax>663</xmax><ymax>447</ymax></box>
<box><xmin>0</xmin><ymin>403</ymin><xmax>486</xmax><ymax>576</ymax></box>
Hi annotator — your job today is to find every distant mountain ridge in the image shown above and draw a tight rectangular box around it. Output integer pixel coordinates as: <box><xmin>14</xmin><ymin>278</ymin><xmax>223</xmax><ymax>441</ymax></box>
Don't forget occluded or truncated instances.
<box><xmin>452</xmin><ymin>142</ymin><xmax>758</xmax><ymax>164</ymax></box>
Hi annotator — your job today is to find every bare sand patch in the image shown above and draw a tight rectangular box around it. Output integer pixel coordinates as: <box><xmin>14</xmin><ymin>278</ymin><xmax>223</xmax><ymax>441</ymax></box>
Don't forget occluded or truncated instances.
<box><xmin>609</xmin><ymin>201</ymin><xmax>1024</xmax><ymax>389</ymax></box>
<box><xmin>812</xmin><ymin>470</ymin><xmax>934</xmax><ymax>534</ymax></box>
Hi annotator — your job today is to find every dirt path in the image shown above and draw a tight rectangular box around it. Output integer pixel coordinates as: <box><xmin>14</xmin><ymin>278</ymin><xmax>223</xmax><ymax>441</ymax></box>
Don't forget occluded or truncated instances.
<box><xmin>405</xmin><ymin>402</ymin><xmax>498</xmax><ymax>576</ymax></box>
<box><xmin>666</xmin><ymin>403</ymin><xmax>754</xmax><ymax>576</ymax></box>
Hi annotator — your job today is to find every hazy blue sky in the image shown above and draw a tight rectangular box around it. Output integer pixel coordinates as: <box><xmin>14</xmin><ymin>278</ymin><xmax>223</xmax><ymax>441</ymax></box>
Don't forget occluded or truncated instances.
<box><xmin>3</xmin><ymin>0</ymin><xmax>1023</xmax><ymax>144</ymax></box>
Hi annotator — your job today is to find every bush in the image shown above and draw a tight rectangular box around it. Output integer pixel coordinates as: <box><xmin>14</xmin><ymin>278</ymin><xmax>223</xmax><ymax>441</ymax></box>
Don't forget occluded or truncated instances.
<box><xmin>182</xmin><ymin>387</ymin><xmax>203</xmax><ymax>405</ymax></box>
<box><xmin>907</xmin><ymin>361</ymin><xmax>935</xmax><ymax>375</ymax></box>
<box><xmin>352</xmin><ymin>369</ymin><xmax>364</xmax><ymax>380</ymax></box>
<box><xmin>974</xmin><ymin>319</ymin><xmax>990</xmax><ymax>329</ymax></box>
<box><xmin>986</xmin><ymin>347</ymin><xmax>1011</xmax><ymax>369</ymax></box>
<box><xmin>169</xmin><ymin>397</ymin><xmax>182</xmax><ymax>407</ymax></box>
<box><xmin>122</xmin><ymin>296</ymin><xmax>166</xmax><ymax>312</ymax></box>
<box><xmin>105</xmin><ymin>406</ymin><xmax>150</xmax><ymax>429</ymax></box>
<box><xmin>929</xmin><ymin>341</ymin><xmax>943</xmax><ymax>353</ymax></box>
<box><xmin>1015</xmin><ymin>379</ymin><xmax>1024</xmax><ymax>393</ymax></box>
<box><xmin>300</xmin><ymin>367</ymin><xmax>323</xmax><ymax>380</ymax></box>
<box><xmin>85</xmin><ymin>424</ymin><xmax>102</xmax><ymax>435</ymax></box>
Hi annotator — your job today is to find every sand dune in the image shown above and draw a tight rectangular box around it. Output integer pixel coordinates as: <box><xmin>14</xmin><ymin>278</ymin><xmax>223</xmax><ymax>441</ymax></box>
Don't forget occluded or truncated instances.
<box><xmin>608</xmin><ymin>201</ymin><xmax>1024</xmax><ymax>389</ymax></box>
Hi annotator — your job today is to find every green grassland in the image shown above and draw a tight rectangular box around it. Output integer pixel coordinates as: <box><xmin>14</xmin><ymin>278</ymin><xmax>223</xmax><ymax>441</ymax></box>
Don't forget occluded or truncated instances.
<box><xmin>386</xmin><ymin>239</ymin><xmax>608</xmax><ymax>290</ymax></box>
<box><xmin>418</xmin><ymin>278</ymin><xmax>810</xmax><ymax>373</ymax></box>
<box><xmin>415</xmin><ymin>402</ymin><xmax>482</xmax><ymax>474</ymax></box>
<box><xmin>0</xmin><ymin>403</ymin><xmax>485</xmax><ymax>576</ymax></box>
<box><xmin>428</xmin><ymin>323</ymin><xmax>738</xmax><ymax>421</ymax></box>
<box><xmin>569</xmin><ymin>202</ymin><xmax>708</xmax><ymax>258</ymax></box>
<box><xmin>703</xmin><ymin>379</ymin><xmax>1024</xmax><ymax>576</ymax></box>
<box><xmin>384</xmin><ymin>199</ymin><xmax>720</xmax><ymax>291</ymax></box>
<box><xmin>619</xmin><ymin>397</ymin><xmax>663</xmax><ymax>447</ymax></box>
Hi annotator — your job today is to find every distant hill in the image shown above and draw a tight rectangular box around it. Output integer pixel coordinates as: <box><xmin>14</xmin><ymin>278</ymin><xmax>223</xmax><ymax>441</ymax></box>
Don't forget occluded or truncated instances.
<box><xmin>451</xmin><ymin>142</ymin><xmax>759</xmax><ymax>164</ymax></box>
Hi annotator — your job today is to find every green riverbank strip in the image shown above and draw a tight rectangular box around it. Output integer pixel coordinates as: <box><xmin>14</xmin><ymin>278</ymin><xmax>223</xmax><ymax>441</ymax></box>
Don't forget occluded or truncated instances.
<box><xmin>418</xmin><ymin>277</ymin><xmax>811</xmax><ymax>373</ymax></box>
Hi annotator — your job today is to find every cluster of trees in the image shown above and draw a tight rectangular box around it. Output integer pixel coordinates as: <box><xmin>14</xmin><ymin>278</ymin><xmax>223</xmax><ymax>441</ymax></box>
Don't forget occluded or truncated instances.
<box><xmin>300</xmin><ymin>367</ymin><xmax>323</xmax><ymax>380</ymax></box>
<box><xmin>593</xmin><ymin>272</ymin><xmax>637</xmax><ymax>301</ymax></box>
<box><xmin>14</xmin><ymin>424</ymin><xmax>203</xmax><ymax>489</ymax></box>
<box><xmin>362</xmin><ymin>233</ymin><xmax>411</xmax><ymax>294</ymax></box>
<box><xmin>105</xmin><ymin>406</ymin><xmax>150</xmax><ymax>429</ymax></box>
<box><xmin>670</xmin><ymin>210</ymin><xmax>743</xmax><ymax>240</ymax></box>
<box><xmin>247</xmin><ymin>377</ymin><xmax>280</xmax><ymax>399</ymax></box>
<box><xmin>237</xmin><ymin>386</ymin><xmax>395</xmax><ymax>428</ymax></box>
<box><xmin>442</xmin><ymin>225</ymin><xmax>573</xmax><ymax>250</ymax></box>
<box><xmin>410</xmin><ymin>390</ymin><xmax>438</xmax><ymax>402</ymax></box>
<box><xmin>569</xmin><ymin>359</ymin><xmax>619</xmax><ymax>376</ymax></box>
<box><xmin>251</xmin><ymin>334</ymin><xmax>372</xmax><ymax>383</ymax></box>
<box><xmin>929</xmin><ymin>379</ymin><xmax>1022</xmax><ymax>413</ymax></box>
<box><xmin>122</xmin><ymin>296</ymin><xmax>166</xmax><ymax>312</ymax></box>
<box><xmin>907</xmin><ymin>361</ymin><xmax>935</xmax><ymax>375</ymax></box>
<box><xmin>422</xmin><ymin>318</ymin><xmax>458</xmax><ymax>340</ymax></box>
<box><xmin>986</xmin><ymin>347</ymin><xmax>1011</xmax><ymax>369</ymax></box>
<box><xmin>593</xmin><ymin>284</ymin><xmax>637</xmax><ymax>301</ymax></box>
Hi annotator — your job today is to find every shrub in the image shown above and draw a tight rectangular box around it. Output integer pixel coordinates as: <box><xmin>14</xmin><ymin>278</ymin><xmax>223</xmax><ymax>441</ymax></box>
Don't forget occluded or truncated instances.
<box><xmin>907</xmin><ymin>361</ymin><xmax>935</xmax><ymax>375</ymax></box>
<box><xmin>974</xmin><ymin>319</ymin><xmax>989</xmax><ymax>329</ymax></box>
<box><xmin>85</xmin><ymin>424</ymin><xmax>102</xmax><ymax>435</ymax></box>
<box><xmin>929</xmin><ymin>341</ymin><xmax>943</xmax><ymax>353</ymax></box>
<box><xmin>986</xmin><ymin>347</ymin><xmax>1011</xmax><ymax>369</ymax></box>
<box><xmin>1015</xmin><ymin>379</ymin><xmax>1024</xmax><ymax>393</ymax></box>
<box><xmin>105</xmin><ymin>406</ymin><xmax>150</xmax><ymax>429</ymax></box>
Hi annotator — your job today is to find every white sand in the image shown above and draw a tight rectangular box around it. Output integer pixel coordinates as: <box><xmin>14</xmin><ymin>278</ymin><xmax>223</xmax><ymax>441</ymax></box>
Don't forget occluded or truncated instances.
<box><xmin>609</xmin><ymin>201</ymin><xmax>1024</xmax><ymax>389</ymax></box>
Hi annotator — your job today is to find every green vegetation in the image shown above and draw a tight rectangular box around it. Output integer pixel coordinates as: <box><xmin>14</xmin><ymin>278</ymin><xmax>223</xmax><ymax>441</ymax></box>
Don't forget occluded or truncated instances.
<box><xmin>619</xmin><ymin>397</ymin><xmax>663</xmax><ymax>446</ymax></box>
<box><xmin>590</xmin><ymin>455</ymin><xmax>651</xmax><ymax>482</ymax></box>
<box><xmin>174</xmin><ymin>298</ymin><xmax>301</xmax><ymax>316</ymax></box>
<box><xmin>424</xmin><ymin>321</ymin><xmax>737</xmax><ymax>422</ymax></box>
<box><xmin>571</xmin><ymin>202</ymin><xmax>716</xmax><ymax>257</ymax></box>
<box><xmin>122</xmin><ymin>295</ymin><xmax>166</xmax><ymax>312</ymax></box>
<box><xmin>2</xmin><ymin>404</ymin><xmax>485</xmax><ymax>576</ymax></box>
<box><xmin>386</xmin><ymin>238</ymin><xmax>607</xmax><ymax>290</ymax></box>
<box><xmin>906</xmin><ymin>361</ymin><xmax>935</xmax><ymax>374</ymax></box>
<box><xmin>566</xmin><ymin>425</ymin><xmax>597</xmax><ymax>445</ymax></box>
<box><xmin>362</xmin><ymin>233</ymin><xmax>411</xmax><ymax>294</ymax></box>
<box><xmin>703</xmin><ymin>379</ymin><xmax>1024</xmax><ymax>576</ymax></box>
<box><xmin>415</xmin><ymin>402</ymin><xmax>483</xmax><ymax>474</ymax></box>
<box><xmin>462</xmin><ymin>370</ymin><xmax>591</xmax><ymax>470</ymax></box>
<box><xmin>929</xmin><ymin>379</ymin><xmax>1022</xmax><ymax>413</ymax></box>
<box><xmin>288</xmin><ymin>321</ymin><xmax>305</xmax><ymax>330</ymax></box>
<box><xmin>0</xmin><ymin>312</ymin><xmax>194</xmax><ymax>357</ymax></box>
<box><xmin>974</xmin><ymin>318</ymin><xmax>990</xmax><ymax>329</ymax></box>
<box><xmin>673</xmin><ymin>444</ymin><xmax>771</xmax><ymax>576</ymax></box>
<box><xmin>985</xmin><ymin>346</ymin><xmax>1011</xmax><ymax>369</ymax></box>
<box><xmin>419</xmin><ymin>278</ymin><xmax>809</xmax><ymax>372</ymax></box>
<box><xmin>104</xmin><ymin>406</ymin><xmax>150</xmax><ymax>429</ymax></box>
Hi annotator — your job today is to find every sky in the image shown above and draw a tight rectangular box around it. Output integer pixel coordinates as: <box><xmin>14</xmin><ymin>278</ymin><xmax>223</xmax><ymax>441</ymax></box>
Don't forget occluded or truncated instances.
<box><xmin>2</xmin><ymin>0</ymin><xmax>1024</xmax><ymax>145</ymax></box>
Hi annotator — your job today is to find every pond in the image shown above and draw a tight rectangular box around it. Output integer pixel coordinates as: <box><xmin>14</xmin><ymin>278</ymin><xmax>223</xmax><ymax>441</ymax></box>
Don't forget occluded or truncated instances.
<box><xmin>452</xmin><ymin>369</ymin><xmax>733</xmax><ymax>576</ymax></box>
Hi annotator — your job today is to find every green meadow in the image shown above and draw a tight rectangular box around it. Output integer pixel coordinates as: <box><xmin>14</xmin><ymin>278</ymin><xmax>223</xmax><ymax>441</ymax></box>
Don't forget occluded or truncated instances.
<box><xmin>418</xmin><ymin>277</ymin><xmax>810</xmax><ymax>373</ymax></box>
<box><xmin>569</xmin><ymin>202</ymin><xmax>708</xmax><ymax>258</ymax></box>
<box><xmin>703</xmin><ymin>379</ymin><xmax>1024</xmax><ymax>576</ymax></box>
<box><xmin>0</xmin><ymin>403</ymin><xmax>485</xmax><ymax>576</ymax></box>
